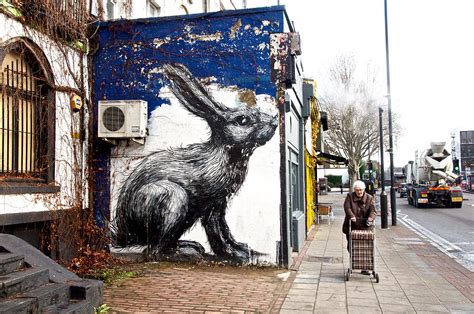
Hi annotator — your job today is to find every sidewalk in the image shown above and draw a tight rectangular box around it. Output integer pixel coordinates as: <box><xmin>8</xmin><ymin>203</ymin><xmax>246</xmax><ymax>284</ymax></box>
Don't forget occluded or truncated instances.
<box><xmin>103</xmin><ymin>192</ymin><xmax>474</xmax><ymax>313</ymax></box>
<box><xmin>281</xmin><ymin>192</ymin><xmax>473</xmax><ymax>313</ymax></box>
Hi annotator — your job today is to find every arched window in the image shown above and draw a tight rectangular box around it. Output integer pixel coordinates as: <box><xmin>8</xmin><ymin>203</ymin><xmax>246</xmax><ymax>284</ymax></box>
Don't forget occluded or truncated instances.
<box><xmin>0</xmin><ymin>40</ymin><xmax>55</xmax><ymax>188</ymax></box>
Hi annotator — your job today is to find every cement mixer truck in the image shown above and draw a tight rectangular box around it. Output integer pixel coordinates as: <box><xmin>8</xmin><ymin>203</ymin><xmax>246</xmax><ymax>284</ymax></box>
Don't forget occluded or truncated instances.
<box><xmin>405</xmin><ymin>142</ymin><xmax>463</xmax><ymax>208</ymax></box>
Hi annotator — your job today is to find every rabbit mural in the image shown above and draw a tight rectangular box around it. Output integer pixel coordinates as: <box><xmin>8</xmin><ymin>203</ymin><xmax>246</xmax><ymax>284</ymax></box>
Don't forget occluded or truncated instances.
<box><xmin>114</xmin><ymin>64</ymin><xmax>278</xmax><ymax>263</ymax></box>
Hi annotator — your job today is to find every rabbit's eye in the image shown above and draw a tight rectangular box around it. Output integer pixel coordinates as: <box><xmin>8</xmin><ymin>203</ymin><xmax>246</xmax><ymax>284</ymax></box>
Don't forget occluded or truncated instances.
<box><xmin>234</xmin><ymin>115</ymin><xmax>249</xmax><ymax>126</ymax></box>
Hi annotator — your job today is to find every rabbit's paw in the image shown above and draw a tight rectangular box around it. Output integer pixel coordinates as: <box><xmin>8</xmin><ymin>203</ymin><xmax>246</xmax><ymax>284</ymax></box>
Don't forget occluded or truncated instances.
<box><xmin>176</xmin><ymin>240</ymin><xmax>206</xmax><ymax>256</ymax></box>
<box><xmin>222</xmin><ymin>245</ymin><xmax>263</xmax><ymax>263</ymax></box>
<box><xmin>233</xmin><ymin>242</ymin><xmax>263</xmax><ymax>256</ymax></box>
<box><xmin>153</xmin><ymin>240</ymin><xmax>207</xmax><ymax>262</ymax></box>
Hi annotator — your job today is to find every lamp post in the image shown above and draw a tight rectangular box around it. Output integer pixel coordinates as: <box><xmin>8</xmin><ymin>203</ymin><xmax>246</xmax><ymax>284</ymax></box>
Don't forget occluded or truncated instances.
<box><xmin>384</xmin><ymin>0</ymin><xmax>396</xmax><ymax>225</ymax></box>
<box><xmin>379</xmin><ymin>107</ymin><xmax>388</xmax><ymax>229</ymax></box>
<box><xmin>367</xmin><ymin>130</ymin><xmax>374</xmax><ymax>196</ymax></box>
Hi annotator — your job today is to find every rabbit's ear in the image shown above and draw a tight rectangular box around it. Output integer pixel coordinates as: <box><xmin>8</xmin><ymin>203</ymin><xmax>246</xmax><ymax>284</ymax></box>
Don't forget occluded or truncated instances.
<box><xmin>163</xmin><ymin>64</ymin><xmax>226</xmax><ymax>119</ymax></box>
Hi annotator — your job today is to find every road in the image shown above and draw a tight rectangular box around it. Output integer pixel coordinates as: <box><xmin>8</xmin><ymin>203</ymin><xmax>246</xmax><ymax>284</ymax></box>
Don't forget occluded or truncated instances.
<box><xmin>394</xmin><ymin>191</ymin><xmax>474</xmax><ymax>271</ymax></box>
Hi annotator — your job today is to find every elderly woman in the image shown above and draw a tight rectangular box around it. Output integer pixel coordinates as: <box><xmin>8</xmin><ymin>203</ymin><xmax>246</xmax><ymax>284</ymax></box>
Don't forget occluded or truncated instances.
<box><xmin>343</xmin><ymin>180</ymin><xmax>377</xmax><ymax>253</ymax></box>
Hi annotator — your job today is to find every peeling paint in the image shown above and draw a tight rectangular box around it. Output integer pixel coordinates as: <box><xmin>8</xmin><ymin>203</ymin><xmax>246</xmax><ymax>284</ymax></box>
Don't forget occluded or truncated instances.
<box><xmin>153</xmin><ymin>38</ymin><xmax>168</xmax><ymax>48</ymax></box>
<box><xmin>229</xmin><ymin>18</ymin><xmax>242</xmax><ymax>39</ymax></box>
<box><xmin>270</xmin><ymin>33</ymin><xmax>291</xmax><ymax>85</ymax></box>
<box><xmin>94</xmin><ymin>9</ymin><xmax>283</xmax><ymax>110</ymax></box>
<box><xmin>187</xmin><ymin>31</ymin><xmax>222</xmax><ymax>43</ymax></box>
<box><xmin>238</xmin><ymin>89</ymin><xmax>257</xmax><ymax>107</ymax></box>
<box><xmin>256</xmin><ymin>66</ymin><xmax>266</xmax><ymax>74</ymax></box>
<box><xmin>199</xmin><ymin>76</ymin><xmax>218</xmax><ymax>84</ymax></box>
<box><xmin>132</xmin><ymin>43</ymin><xmax>140</xmax><ymax>50</ymax></box>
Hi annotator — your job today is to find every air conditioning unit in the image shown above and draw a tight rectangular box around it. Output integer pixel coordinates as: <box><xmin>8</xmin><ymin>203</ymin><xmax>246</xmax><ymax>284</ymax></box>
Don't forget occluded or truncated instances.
<box><xmin>98</xmin><ymin>100</ymin><xmax>148</xmax><ymax>138</ymax></box>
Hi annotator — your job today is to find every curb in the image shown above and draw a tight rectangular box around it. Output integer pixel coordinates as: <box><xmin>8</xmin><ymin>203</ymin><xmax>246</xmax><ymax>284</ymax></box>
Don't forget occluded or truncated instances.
<box><xmin>269</xmin><ymin>224</ymin><xmax>320</xmax><ymax>312</ymax></box>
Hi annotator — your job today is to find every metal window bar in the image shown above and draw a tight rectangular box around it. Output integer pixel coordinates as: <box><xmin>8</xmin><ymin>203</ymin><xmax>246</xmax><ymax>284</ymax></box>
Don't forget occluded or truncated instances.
<box><xmin>1</xmin><ymin>71</ymin><xmax>4</xmax><ymax>173</ymax></box>
<box><xmin>20</xmin><ymin>58</ymin><xmax>24</xmax><ymax>173</ymax></box>
<box><xmin>37</xmin><ymin>87</ymin><xmax>42</xmax><ymax>175</ymax></box>
<box><xmin>25</xmin><ymin>58</ymin><xmax>29</xmax><ymax>173</ymax></box>
<box><xmin>29</xmin><ymin>65</ymin><xmax>33</xmax><ymax>173</ymax></box>
<box><xmin>12</xmin><ymin>60</ymin><xmax>19</xmax><ymax>173</ymax></box>
<box><xmin>1</xmin><ymin>58</ymin><xmax>44</xmax><ymax>179</ymax></box>
<box><xmin>6</xmin><ymin>65</ymin><xmax>11</xmax><ymax>173</ymax></box>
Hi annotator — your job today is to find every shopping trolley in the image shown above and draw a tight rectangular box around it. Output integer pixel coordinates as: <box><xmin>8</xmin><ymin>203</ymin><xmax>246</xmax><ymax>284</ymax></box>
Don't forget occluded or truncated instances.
<box><xmin>345</xmin><ymin>218</ymin><xmax>379</xmax><ymax>283</ymax></box>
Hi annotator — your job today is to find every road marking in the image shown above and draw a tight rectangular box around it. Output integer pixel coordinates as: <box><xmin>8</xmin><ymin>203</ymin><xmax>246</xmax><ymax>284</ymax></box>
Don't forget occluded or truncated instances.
<box><xmin>398</xmin><ymin>215</ymin><xmax>463</xmax><ymax>257</ymax></box>
<box><xmin>396</xmin><ymin>210</ymin><xmax>408</xmax><ymax>220</ymax></box>
<box><xmin>399</xmin><ymin>213</ymin><xmax>474</xmax><ymax>271</ymax></box>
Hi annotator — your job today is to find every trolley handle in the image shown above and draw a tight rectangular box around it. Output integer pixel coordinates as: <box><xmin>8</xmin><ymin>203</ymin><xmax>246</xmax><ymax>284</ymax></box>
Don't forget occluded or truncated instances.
<box><xmin>349</xmin><ymin>217</ymin><xmax>375</xmax><ymax>230</ymax></box>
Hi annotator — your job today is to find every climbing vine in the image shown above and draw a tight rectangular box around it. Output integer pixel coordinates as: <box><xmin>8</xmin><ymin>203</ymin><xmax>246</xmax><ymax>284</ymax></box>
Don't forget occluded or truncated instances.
<box><xmin>0</xmin><ymin>0</ymin><xmax>116</xmax><ymax>271</ymax></box>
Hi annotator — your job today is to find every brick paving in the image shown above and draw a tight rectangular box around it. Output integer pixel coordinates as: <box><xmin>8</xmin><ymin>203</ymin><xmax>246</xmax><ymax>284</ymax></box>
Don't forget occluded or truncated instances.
<box><xmin>104</xmin><ymin>192</ymin><xmax>474</xmax><ymax>313</ymax></box>
<box><xmin>104</xmin><ymin>263</ymin><xmax>289</xmax><ymax>313</ymax></box>
<box><xmin>398</xmin><ymin>231</ymin><xmax>474</xmax><ymax>303</ymax></box>
<box><xmin>380</xmin><ymin>221</ymin><xmax>474</xmax><ymax>303</ymax></box>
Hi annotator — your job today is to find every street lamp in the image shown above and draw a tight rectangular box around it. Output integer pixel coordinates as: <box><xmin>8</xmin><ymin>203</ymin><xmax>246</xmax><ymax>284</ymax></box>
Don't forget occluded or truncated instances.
<box><xmin>384</xmin><ymin>0</ymin><xmax>396</xmax><ymax>225</ymax></box>
<box><xmin>379</xmin><ymin>107</ymin><xmax>388</xmax><ymax>229</ymax></box>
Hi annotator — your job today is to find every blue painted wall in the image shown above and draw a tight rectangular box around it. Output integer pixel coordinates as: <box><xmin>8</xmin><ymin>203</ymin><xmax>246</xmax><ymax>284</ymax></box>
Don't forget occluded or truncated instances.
<box><xmin>93</xmin><ymin>7</ymin><xmax>285</xmax><ymax>110</ymax></box>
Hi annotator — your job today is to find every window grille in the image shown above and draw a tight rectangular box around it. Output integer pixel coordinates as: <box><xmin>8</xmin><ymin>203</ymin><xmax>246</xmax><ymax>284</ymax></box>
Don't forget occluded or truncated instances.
<box><xmin>0</xmin><ymin>52</ymin><xmax>48</xmax><ymax>181</ymax></box>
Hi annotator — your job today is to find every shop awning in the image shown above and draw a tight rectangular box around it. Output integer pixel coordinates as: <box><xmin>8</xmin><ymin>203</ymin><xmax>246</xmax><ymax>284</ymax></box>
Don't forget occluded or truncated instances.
<box><xmin>316</xmin><ymin>151</ymin><xmax>348</xmax><ymax>165</ymax></box>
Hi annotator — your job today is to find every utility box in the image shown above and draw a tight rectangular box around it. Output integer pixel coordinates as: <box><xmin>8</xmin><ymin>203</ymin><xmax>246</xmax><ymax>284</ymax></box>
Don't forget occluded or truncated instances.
<box><xmin>98</xmin><ymin>100</ymin><xmax>148</xmax><ymax>138</ymax></box>
<box><xmin>292</xmin><ymin>211</ymin><xmax>306</xmax><ymax>252</ymax></box>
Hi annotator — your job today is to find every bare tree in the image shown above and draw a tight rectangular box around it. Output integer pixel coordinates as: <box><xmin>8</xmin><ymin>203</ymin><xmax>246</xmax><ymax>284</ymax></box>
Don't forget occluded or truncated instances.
<box><xmin>319</xmin><ymin>54</ymin><xmax>399</xmax><ymax>187</ymax></box>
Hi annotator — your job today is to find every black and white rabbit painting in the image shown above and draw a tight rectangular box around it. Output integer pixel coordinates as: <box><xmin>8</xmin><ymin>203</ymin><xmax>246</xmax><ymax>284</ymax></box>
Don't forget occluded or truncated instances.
<box><xmin>114</xmin><ymin>63</ymin><xmax>278</xmax><ymax>263</ymax></box>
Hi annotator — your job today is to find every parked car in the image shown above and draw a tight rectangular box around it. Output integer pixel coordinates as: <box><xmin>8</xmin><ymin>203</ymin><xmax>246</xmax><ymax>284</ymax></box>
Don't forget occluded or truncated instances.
<box><xmin>398</xmin><ymin>183</ymin><xmax>408</xmax><ymax>198</ymax></box>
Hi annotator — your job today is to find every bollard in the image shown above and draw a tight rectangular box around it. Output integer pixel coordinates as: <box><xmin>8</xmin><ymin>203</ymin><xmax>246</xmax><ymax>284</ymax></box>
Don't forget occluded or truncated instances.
<box><xmin>390</xmin><ymin>188</ymin><xmax>397</xmax><ymax>226</ymax></box>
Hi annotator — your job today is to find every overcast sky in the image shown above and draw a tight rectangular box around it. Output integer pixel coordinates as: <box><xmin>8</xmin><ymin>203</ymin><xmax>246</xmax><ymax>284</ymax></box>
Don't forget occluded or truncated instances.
<box><xmin>250</xmin><ymin>0</ymin><xmax>474</xmax><ymax>166</ymax></box>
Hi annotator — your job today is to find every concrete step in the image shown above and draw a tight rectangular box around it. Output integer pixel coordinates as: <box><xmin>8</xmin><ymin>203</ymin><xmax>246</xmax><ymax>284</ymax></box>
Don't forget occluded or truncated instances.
<box><xmin>43</xmin><ymin>300</ymin><xmax>93</xmax><ymax>314</ymax></box>
<box><xmin>0</xmin><ymin>282</ymin><xmax>69</xmax><ymax>313</ymax></box>
<box><xmin>22</xmin><ymin>282</ymin><xmax>70</xmax><ymax>309</ymax></box>
<box><xmin>1</xmin><ymin>298</ymin><xmax>94</xmax><ymax>314</ymax></box>
<box><xmin>0</xmin><ymin>268</ymin><xmax>49</xmax><ymax>298</ymax></box>
<box><xmin>0</xmin><ymin>234</ymin><xmax>103</xmax><ymax>309</ymax></box>
<box><xmin>0</xmin><ymin>253</ymin><xmax>24</xmax><ymax>275</ymax></box>
<box><xmin>0</xmin><ymin>296</ymin><xmax>35</xmax><ymax>313</ymax></box>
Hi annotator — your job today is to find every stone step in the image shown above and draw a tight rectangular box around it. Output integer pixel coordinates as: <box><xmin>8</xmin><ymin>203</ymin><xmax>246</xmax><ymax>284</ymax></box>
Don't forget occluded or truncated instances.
<box><xmin>0</xmin><ymin>296</ymin><xmax>35</xmax><ymax>313</ymax></box>
<box><xmin>0</xmin><ymin>253</ymin><xmax>24</xmax><ymax>275</ymax></box>
<box><xmin>0</xmin><ymin>282</ymin><xmax>69</xmax><ymax>313</ymax></box>
<box><xmin>43</xmin><ymin>300</ymin><xmax>93</xmax><ymax>314</ymax></box>
<box><xmin>23</xmin><ymin>282</ymin><xmax>70</xmax><ymax>309</ymax></box>
<box><xmin>0</xmin><ymin>234</ymin><xmax>103</xmax><ymax>309</ymax></box>
<box><xmin>0</xmin><ymin>268</ymin><xmax>49</xmax><ymax>298</ymax></box>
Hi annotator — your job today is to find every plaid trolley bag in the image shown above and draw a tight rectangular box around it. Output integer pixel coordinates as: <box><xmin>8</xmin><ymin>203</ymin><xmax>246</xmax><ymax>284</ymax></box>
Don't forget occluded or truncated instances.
<box><xmin>345</xmin><ymin>219</ymin><xmax>379</xmax><ymax>282</ymax></box>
